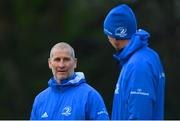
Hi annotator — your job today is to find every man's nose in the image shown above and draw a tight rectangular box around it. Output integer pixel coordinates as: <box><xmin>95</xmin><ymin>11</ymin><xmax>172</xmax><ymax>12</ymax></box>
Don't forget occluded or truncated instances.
<box><xmin>58</xmin><ymin>60</ymin><xmax>65</xmax><ymax>68</ymax></box>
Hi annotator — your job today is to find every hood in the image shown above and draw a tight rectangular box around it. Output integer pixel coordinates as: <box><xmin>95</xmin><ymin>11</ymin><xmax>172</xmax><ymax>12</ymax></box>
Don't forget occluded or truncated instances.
<box><xmin>113</xmin><ymin>29</ymin><xmax>150</xmax><ymax>65</ymax></box>
<box><xmin>48</xmin><ymin>72</ymin><xmax>86</xmax><ymax>89</ymax></box>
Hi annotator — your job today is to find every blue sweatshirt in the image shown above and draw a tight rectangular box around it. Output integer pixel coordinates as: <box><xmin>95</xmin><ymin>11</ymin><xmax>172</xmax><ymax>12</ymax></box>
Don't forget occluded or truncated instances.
<box><xmin>111</xmin><ymin>30</ymin><xmax>165</xmax><ymax>120</ymax></box>
<box><xmin>30</xmin><ymin>72</ymin><xmax>109</xmax><ymax>120</ymax></box>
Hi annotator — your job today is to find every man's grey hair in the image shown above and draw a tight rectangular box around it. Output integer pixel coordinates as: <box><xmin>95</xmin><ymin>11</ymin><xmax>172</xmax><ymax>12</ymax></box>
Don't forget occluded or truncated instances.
<box><xmin>49</xmin><ymin>42</ymin><xmax>75</xmax><ymax>58</ymax></box>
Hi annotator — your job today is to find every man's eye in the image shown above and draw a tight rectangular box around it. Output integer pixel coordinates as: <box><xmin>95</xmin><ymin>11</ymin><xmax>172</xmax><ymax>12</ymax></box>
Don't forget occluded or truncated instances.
<box><xmin>64</xmin><ymin>58</ymin><xmax>70</xmax><ymax>61</ymax></box>
<box><xmin>54</xmin><ymin>58</ymin><xmax>60</xmax><ymax>61</ymax></box>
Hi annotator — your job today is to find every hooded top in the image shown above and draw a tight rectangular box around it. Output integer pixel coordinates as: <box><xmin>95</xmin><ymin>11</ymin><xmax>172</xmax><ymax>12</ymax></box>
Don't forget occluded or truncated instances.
<box><xmin>111</xmin><ymin>29</ymin><xmax>165</xmax><ymax>120</ymax></box>
<box><xmin>104</xmin><ymin>4</ymin><xmax>137</xmax><ymax>40</ymax></box>
<box><xmin>30</xmin><ymin>72</ymin><xmax>109</xmax><ymax>120</ymax></box>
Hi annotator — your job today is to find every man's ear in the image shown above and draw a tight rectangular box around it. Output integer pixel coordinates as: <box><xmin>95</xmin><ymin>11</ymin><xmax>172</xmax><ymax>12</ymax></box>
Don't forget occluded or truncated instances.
<box><xmin>74</xmin><ymin>58</ymin><xmax>77</xmax><ymax>69</ymax></box>
<box><xmin>48</xmin><ymin>58</ymin><xmax>52</xmax><ymax>69</ymax></box>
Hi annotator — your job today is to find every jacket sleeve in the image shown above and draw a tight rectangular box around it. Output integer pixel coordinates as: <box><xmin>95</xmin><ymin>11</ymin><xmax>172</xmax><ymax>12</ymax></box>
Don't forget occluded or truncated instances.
<box><xmin>85</xmin><ymin>89</ymin><xmax>109</xmax><ymax>120</ymax></box>
<box><xmin>30</xmin><ymin>96</ymin><xmax>39</xmax><ymax>120</ymax></box>
<box><xmin>127</xmin><ymin>63</ymin><xmax>155</xmax><ymax>120</ymax></box>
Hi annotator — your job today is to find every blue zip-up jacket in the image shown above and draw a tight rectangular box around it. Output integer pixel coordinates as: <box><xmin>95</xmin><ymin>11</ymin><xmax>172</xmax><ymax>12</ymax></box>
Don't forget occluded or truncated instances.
<box><xmin>30</xmin><ymin>72</ymin><xmax>109</xmax><ymax>120</ymax></box>
<box><xmin>111</xmin><ymin>30</ymin><xmax>165</xmax><ymax>120</ymax></box>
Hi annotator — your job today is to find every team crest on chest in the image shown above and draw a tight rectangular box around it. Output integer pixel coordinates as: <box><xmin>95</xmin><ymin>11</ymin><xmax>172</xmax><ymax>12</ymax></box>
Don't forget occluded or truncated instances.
<box><xmin>61</xmin><ymin>106</ymin><xmax>72</xmax><ymax>116</ymax></box>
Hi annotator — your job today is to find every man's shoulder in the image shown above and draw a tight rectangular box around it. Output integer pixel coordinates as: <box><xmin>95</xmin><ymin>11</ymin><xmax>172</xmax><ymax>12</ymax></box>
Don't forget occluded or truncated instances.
<box><xmin>78</xmin><ymin>83</ymin><xmax>100</xmax><ymax>95</ymax></box>
<box><xmin>129</xmin><ymin>47</ymin><xmax>157</xmax><ymax>63</ymax></box>
<box><xmin>34</xmin><ymin>87</ymin><xmax>51</xmax><ymax>100</ymax></box>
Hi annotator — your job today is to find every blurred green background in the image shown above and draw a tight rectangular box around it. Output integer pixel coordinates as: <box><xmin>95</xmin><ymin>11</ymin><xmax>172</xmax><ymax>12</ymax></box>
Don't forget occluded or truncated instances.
<box><xmin>0</xmin><ymin>0</ymin><xmax>179</xmax><ymax>119</ymax></box>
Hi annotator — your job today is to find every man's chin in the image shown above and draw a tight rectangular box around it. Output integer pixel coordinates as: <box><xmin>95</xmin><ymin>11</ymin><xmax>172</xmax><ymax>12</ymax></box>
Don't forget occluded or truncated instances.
<box><xmin>56</xmin><ymin>75</ymin><xmax>68</xmax><ymax>81</ymax></box>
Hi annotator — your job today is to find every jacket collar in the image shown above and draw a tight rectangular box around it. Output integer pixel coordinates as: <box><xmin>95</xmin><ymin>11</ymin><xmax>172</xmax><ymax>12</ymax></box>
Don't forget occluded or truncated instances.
<box><xmin>113</xmin><ymin>29</ymin><xmax>150</xmax><ymax>65</ymax></box>
<box><xmin>48</xmin><ymin>72</ymin><xmax>86</xmax><ymax>89</ymax></box>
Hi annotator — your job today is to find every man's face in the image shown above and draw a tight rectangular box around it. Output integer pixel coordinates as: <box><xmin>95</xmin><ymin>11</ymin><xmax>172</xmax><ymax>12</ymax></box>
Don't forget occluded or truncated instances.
<box><xmin>48</xmin><ymin>48</ymin><xmax>77</xmax><ymax>83</ymax></box>
<box><xmin>108</xmin><ymin>36</ymin><xmax>129</xmax><ymax>51</ymax></box>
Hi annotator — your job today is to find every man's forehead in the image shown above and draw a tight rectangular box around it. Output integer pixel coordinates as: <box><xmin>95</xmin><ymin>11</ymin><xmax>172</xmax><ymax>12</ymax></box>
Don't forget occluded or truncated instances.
<box><xmin>52</xmin><ymin>48</ymin><xmax>72</xmax><ymax>57</ymax></box>
<box><xmin>53</xmin><ymin>46</ymin><xmax>70</xmax><ymax>50</ymax></box>
<box><xmin>50</xmin><ymin>45</ymin><xmax>75</xmax><ymax>59</ymax></box>
<box><xmin>53</xmin><ymin>48</ymin><xmax>71</xmax><ymax>54</ymax></box>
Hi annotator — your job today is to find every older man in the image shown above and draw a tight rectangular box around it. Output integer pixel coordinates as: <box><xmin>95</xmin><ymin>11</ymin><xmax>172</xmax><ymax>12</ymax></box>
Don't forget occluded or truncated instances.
<box><xmin>30</xmin><ymin>42</ymin><xmax>109</xmax><ymax>120</ymax></box>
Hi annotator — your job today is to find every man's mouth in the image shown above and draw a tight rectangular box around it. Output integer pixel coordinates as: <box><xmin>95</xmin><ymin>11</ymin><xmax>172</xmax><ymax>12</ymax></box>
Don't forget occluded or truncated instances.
<box><xmin>57</xmin><ymin>69</ymin><xmax>67</xmax><ymax>73</ymax></box>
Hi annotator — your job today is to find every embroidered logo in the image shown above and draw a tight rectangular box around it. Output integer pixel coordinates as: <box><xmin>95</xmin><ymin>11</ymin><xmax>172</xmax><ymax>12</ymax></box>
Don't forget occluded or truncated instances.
<box><xmin>115</xmin><ymin>27</ymin><xmax>127</xmax><ymax>37</ymax></box>
<box><xmin>115</xmin><ymin>83</ymin><xmax>119</xmax><ymax>94</ymax></box>
<box><xmin>61</xmin><ymin>106</ymin><xmax>72</xmax><ymax>116</ymax></box>
<box><xmin>41</xmin><ymin>112</ymin><xmax>48</xmax><ymax>118</ymax></box>
<box><xmin>130</xmin><ymin>88</ymin><xmax>149</xmax><ymax>96</ymax></box>
<box><xmin>97</xmin><ymin>108</ymin><xmax>108</xmax><ymax>115</ymax></box>
<box><xmin>159</xmin><ymin>72</ymin><xmax>165</xmax><ymax>78</ymax></box>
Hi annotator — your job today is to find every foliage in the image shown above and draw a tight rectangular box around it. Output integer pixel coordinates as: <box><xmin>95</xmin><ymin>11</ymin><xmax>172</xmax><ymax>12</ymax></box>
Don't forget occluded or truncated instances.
<box><xmin>0</xmin><ymin>0</ymin><xmax>179</xmax><ymax>119</ymax></box>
